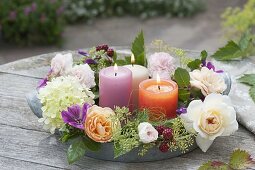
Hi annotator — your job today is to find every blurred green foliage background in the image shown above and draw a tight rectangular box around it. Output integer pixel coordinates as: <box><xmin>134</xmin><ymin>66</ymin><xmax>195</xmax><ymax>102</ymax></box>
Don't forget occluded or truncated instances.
<box><xmin>0</xmin><ymin>0</ymin><xmax>205</xmax><ymax>45</ymax></box>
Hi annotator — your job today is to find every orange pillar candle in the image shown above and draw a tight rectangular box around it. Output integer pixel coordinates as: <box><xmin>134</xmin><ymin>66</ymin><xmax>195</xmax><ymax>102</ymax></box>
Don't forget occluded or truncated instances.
<box><xmin>139</xmin><ymin>75</ymin><xmax>178</xmax><ymax>120</ymax></box>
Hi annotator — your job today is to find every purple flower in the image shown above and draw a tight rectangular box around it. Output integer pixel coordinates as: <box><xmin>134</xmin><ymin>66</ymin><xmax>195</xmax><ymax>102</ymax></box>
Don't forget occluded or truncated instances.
<box><xmin>56</xmin><ymin>6</ymin><xmax>65</xmax><ymax>16</ymax></box>
<box><xmin>24</xmin><ymin>6</ymin><xmax>32</xmax><ymax>16</ymax></box>
<box><xmin>202</xmin><ymin>61</ymin><xmax>223</xmax><ymax>73</ymax></box>
<box><xmin>37</xmin><ymin>77</ymin><xmax>48</xmax><ymax>89</ymax></box>
<box><xmin>176</xmin><ymin>107</ymin><xmax>187</xmax><ymax>115</ymax></box>
<box><xmin>37</xmin><ymin>69</ymin><xmax>53</xmax><ymax>89</ymax></box>
<box><xmin>61</xmin><ymin>103</ymin><xmax>90</xmax><ymax>130</ymax></box>
<box><xmin>85</xmin><ymin>58</ymin><xmax>97</xmax><ymax>65</ymax></box>
<box><xmin>31</xmin><ymin>3</ymin><xmax>37</xmax><ymax>12</ymax></box>
<box><xmin>9</xmin><ymin>11</ymin><xmax>17</xmax><ymax>21</ymax></box>
<box><xmin>78</xmin><ymin>49</ymin><xmax>89</xmax><ymax>56</ymax></box>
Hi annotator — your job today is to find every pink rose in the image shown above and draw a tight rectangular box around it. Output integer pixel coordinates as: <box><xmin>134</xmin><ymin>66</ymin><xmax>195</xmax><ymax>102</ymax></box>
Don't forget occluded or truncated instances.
<box><xmin>70</xmin><ymin>64</ymin><xmax>96</xmax><ymax>88</ymax></box>
<box><xmin>147</xmin><ymin>52</ymin><xmax>176</xmax><ymax>80</ymax></box>
<box><xmin>51</xmin><ymin>53</ymin><xmax>73</xmax><ymax>76</ymax></box>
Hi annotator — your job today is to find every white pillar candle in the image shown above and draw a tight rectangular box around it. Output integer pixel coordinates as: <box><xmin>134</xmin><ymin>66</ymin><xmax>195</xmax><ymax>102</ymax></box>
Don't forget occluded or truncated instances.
<box><xmin>124</xmin><ymin>54</ymin><xmax>149</xmax><ymax>110</ymax></box>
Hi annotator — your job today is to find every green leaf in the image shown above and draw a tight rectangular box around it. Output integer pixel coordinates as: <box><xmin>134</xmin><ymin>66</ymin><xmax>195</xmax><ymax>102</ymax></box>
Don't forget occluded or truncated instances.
<box><xmin>239</xmin><ymin>30</ymin><xmax>251</xmax><ymax>50</ymax></box>
<box><xmin>200</xmin><ymin>50</ymin><xmax>208</xmax><ymax>61</ymax></box>
<box><xmin>178</xmin><ymin>89</ymin><xmax>190</xmax><ymax>102</ymax></box>
<box><xmin>115</xmin><ymin>59</ymin><xmax>128</xmax><ymax>66</ymax></box>
<box><xmin>211</xmin><ymin>40</ymin><xmax>242</xmax><ymax>61</ymax></box>
<box><xmin>113</xmin><ymin>51</ymin><xmax>118</xmax><ymax>62</ymax></box>
<box><xmin>229</xmin><ymin>149</ymin><xmax>255</xmax><ymax>169</ymax></box>
<box><xmin>249</xmin><ymin>86</ymin><xmax>255</xmax><ymax>103</ymax></box>
<box><xmin>83</xmin><ymin>136</ymin><xmax>101</xmax><ymax>151</ymax></box>
<box><xmin>131</xmin><ymin>30</ymin><xmax>145</xmax><ymax>66</ymax></box>
<box><xmin>137</xmin><ymin>109</ymin><xmax>149</xmax><ymax>122</ymax></box>
<box><xmin>238</xmin><ymin>74</ymin><xmax>255</xmax><ymax>86</ymax></box>
<box><xmin>187</xmin><ymin>59</ymin><xmax>201</xmax><ymax>71</ymax></box>
<box><xmin>198</xmin><ymin>161</ymin><xmax>228</xmax><ymax>170</ymax></box>
<box><xmin>67</xmin><ymin>138</ymin><xmax>86</xmax><ymax>164</ymax></box>
<box><xmin>174</xmin><ymin>67</ymin><xmax>190</xmax><ymax>88</ymax></box>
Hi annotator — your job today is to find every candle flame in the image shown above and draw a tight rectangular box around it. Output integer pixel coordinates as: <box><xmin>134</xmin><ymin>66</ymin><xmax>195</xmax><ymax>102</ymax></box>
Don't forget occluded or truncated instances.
<box><xmin>114</xmin><ymin>63</ymin><xmax>118</xmax><ymax>76</ymax></box>
<box><xmin>157</xmin><ymin>73</ymin><xmax>160</xmax><ymax>84</ymax></box>
<box><xmin>131</xmin><ymin>53</ymin><xmax>135</xmax><ymax>64</ymax></box>
<box><xmin>114</xmin><ymin>63</ymin><xmax>118</xmax><ymax>72</ymax></box>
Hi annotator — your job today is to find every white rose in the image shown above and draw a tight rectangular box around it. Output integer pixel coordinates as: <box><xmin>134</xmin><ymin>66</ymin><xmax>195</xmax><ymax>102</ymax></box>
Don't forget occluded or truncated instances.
<box><xmin>180</xmin><ymin>93</ymin><xmax>238</xmax><ymax>152</ymax></box>
<box><xmin>138</xmin><ymin>122</ymin><xmax>158</xmax><ymax>143</ymax></box>
<box><xmin>71</xmin><ymin>64</ymin><xmax>96</xmax><ymax>88</ymax></box>
<box><xmin>51</xmin><ymin>53</ymin><xmax>73</xmax><ymax>76</ymax></box>
<box><xmin>190</xmin><ymin>67</ymin><xmax>226</xmax><ymax>96</ymax></box>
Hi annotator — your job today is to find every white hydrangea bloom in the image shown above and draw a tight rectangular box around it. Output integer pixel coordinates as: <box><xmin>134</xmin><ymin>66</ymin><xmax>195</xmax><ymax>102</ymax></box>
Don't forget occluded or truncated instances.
<box><xmin>38</xmin><ymin>76</ymin><xmax>95</xmax><ymax>134</ymax></box>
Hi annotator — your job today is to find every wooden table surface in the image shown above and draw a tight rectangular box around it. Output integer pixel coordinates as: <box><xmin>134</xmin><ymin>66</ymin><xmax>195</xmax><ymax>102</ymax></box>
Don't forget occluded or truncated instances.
<box><xmin>0</xmin><ymin>50</ymin><xmax>255</xmax><ymax>170</ymax></box>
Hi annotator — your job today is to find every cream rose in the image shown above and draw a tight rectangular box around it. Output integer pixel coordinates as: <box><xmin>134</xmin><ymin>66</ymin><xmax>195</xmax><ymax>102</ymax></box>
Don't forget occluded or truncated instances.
<box><xmin>138</xmin><ymin>122</ymin><xmax>158</xmax><ymax>143</ymax></box>
<box><xmin>84</xmin><ymin>105</ymin><xmax>115</xmax><ymax>143</ymax></box>
<box><xmin>180</xmin><ymin>93</ymin><xmax>238</xmax><ymax>152</ymax></box>
<box><xmin>51</xmin><ymin>53</ymin><xmax>73</xmax><ymax>76</ymax></box>
<box><xmin>70</xmin><ymin>64</ymin><xmax>96</xmax><ymax>88</ymax></box>
<box><xmin>189</xmin><ymin>67</ymin><xmax>226</xmax><ymax>96</ymax></box>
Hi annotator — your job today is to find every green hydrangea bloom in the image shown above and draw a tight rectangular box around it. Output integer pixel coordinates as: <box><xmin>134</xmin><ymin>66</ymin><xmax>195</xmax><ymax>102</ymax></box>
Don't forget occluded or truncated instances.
<box><xmin>38</xmin><ymin>76</ymin><xmax>95</xmax><ymax>134</ymax></box>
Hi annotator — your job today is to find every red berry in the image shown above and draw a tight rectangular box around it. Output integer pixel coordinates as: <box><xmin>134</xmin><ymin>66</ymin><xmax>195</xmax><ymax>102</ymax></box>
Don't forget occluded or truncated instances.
<box><xmin>162</xmin><ymin>128</ymin><xmax>173</xmax><ymax>140</ymax></box>
<box><xmin>96</xmin><ymin>44</ymin><xmax>109</xmax><ymax>52</ymax></box>
<box><xmin>156</xmin><ymin>125</ymin><xmax>165</xmax><ymax>135</ymax></box>
<box><xmin>107</xmin><ymin>48</ymin><xmax>114</xmax><ymax>57</ymax></box>
<box><xmin>159</xmin><ymin>142</ymin><xmax>169</xmax><ymax>153</ymax></box>
<box><xmin>101</xmin><ymin>44</ymin><xmax>109</xmax><ymax>51</ymax></box>
<box><xmin>96</xmin><ymin>45</ymin><xmax>102</xmax><ymax>51</ymax></box>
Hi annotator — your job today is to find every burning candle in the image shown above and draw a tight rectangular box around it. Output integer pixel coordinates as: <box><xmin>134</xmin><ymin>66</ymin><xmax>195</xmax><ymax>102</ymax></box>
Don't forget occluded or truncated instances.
<box><xmin>99</xmin><ymin>64</ymin><xmax>132</xmax><ymax>109</ymax></box>
<box><xmin>139</xmin><ymin>74</ymin><xmax>178</xmax><ymax>120</ymax></box>
<box><xmin>124</xmin><ymin>54</ymin><xmax>149</xmax><ymax>110</ymax></box>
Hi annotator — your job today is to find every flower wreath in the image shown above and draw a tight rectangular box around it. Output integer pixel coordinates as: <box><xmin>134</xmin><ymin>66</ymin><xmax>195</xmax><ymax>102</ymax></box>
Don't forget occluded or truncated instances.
<box><xmin>37</xmin><ymin>32</ymin><xmax>238</xmax><ymax>164</ymax></box>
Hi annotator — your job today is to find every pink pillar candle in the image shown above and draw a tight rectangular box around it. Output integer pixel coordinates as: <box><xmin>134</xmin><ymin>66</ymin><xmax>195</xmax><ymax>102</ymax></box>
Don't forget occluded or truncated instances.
<box><xmin>99</xmin><ymin>65</ymin><xmax>132</xmax><ymax>109</ymax></box>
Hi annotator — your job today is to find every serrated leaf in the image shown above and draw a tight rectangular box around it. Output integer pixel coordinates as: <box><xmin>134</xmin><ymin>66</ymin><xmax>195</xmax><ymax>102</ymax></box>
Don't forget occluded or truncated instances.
<box><xmin>211</xmin><ymin>40</ymin><xmax>242</xmax><ymax>61</ymax></box>
<box><xmin>174</xmin><ymin>67</ymin><xmax>190</xmax><ymax>88</ymax></box>
<box><xmin>238</xmin><ymin>74</ymin><xmax>255</xmax><ymax>86</ymax></box>
<box><xmin>178</xmin><ymin>89</ymin><xmax>190</xmax><ymax>102</ymax></box>
<box><xmin>229</xmin><ymin>149</ymin><xmax>255</xmax><ymax>169</ymax></box>
<box><xmin>249</xmin><ymin>86</ymin><xmax>255</xmax><ymax>103</ymax></box>
<box><xmin>201</xmin><ymin>50</ymin><xmax>208</xmax><ymax>61</ymax></box>
<box><xmin>198</xmin><ymin>161</ymin><xmax>228</xmax><ymax>170</ymax></box>
<box><xmin>187</xmin><ymin>59</ymin><xmax>201</xmax><ymax>71</ymax></box>
<box><xmin>67</xmin><ymin>138</ymin><xmax>86</xmax><ymax>164</ymax></box>
<box><xmin>83</xmin><ymin>136</ymin><xmax>101</xmax><ymax>151</ymax></box>
<box><xmin>131</xmin><ymin>31</ymin><xmax>145</xmax><ymax>66</ymax></box>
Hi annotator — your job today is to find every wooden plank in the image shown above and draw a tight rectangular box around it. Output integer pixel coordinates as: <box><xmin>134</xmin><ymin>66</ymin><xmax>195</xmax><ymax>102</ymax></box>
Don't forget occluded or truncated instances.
<box><xmin>0</xmin><ymin>73</ymin><xmax>44</xmax><ymax>131</ymax></box>
<box><xmin>0</xmin><ymin>48</ymin><xmax>128</xmax><ymax>78</ymax></box>
<box><xmin>0</xmin><ymin>156</ymin><xmax>64</xmax><ymax>170</ymax></box>
<box><xmin>0</xmin><ymin>123</ymin><xmax>254</xmax><ymax>170</ymax></box>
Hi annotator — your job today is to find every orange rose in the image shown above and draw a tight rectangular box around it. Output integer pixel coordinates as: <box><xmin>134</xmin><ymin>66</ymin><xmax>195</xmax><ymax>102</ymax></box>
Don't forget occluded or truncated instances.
<box><xmin>84</xmin><ymin>105</ymin><xmax>115</xmax><ymax>143</ymax></box>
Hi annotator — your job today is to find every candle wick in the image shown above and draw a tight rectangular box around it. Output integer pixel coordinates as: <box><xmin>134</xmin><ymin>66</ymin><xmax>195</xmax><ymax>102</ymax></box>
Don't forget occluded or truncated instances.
<box><xmin>115</xmin><ymin>72</ymin><xmax>117</xmax><ymax>76</ymax></box>
<box><xmin>158</xmin><ymin>85</ymin><xmax>160</xmax><ymax>91</ymax></box>
<box><xmin>132</xmin><ymin>63</ymin><xmax>134</xmax><ymax>67</ymax></box>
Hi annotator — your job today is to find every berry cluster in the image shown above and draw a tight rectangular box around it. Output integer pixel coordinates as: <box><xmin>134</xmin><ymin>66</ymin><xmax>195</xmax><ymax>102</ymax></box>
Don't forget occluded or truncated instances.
<box><xmin>96</xmin><ymin>44</ymin><xmax>114</xmax><ymax>57</ymax></box>
<box><xmin>156</xmin><ymin>125</ymin><xmax>173</xmax><ymax>153</ymax></box>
